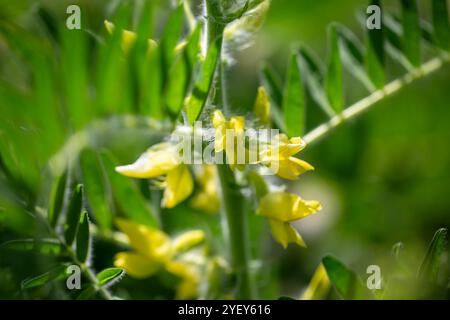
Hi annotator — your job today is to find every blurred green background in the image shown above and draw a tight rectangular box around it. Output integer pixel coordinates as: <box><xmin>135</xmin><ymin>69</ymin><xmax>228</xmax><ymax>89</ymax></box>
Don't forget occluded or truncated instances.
<box><xmin>0</xmin><ymin>0</ymin><xmax>448</xmax><ymax>299</ymax></box>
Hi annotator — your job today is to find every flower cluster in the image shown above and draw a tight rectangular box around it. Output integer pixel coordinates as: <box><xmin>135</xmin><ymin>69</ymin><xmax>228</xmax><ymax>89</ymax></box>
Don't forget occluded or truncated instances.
<box><xmin>114</xmin><ymin>219</ymin><xmax>205</xmax><ymax>299</ymax></box>
<box><xmin>109</xmin><ymin>12</ymin><xmax>323</xmax><ymax>289</ymax></box>
<box><xmin>210</xmin><ymin>109</ymin><xmax>322</xmax><ymax>248</ymax></box>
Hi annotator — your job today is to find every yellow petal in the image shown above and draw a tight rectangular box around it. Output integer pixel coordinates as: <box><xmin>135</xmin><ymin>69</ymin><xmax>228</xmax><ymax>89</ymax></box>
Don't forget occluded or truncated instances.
<box><xmin>172</xmin><ymin>230</ymin><xmax>205</xmax><ymax>254</ymax></box>
<box><xmin>229</xmin><ymin>116</ymin><xmax>245</xmax><ymax>134</ymax></box>
<box><xmin>162</xmin><ymin>165</ymin><xmax>194</xmax><ymax>208</ymax></box>
<box><xmin>301</xmin><ymin>263</ymin><xmax>331</xmax><ymax>300</ymax></box>
<box><xmin>268</xmin><ymin>157</ymin><xmax>313</xmax><ymax>180</ymax></box>
<box><xmin>268</xmin><ymin>219</ymin><xmax>306</xmax><ymax>248</ymax></box>
<box><xmin>225</xmin><ymin>116</ymin><xmax>246</xmax><ymax>170</ymax></box>
<box><xmin>212</xmin><ymin>110</ymin><xmax>226</xmax><ymax>152</ymax></box>
<box><xmin>212</xmin><ymin>111</ymin><xmax>245</xmax><ymax>156</ymax></box>
<box><xmin>115</xmin><ymin>219</ymin><xmax>172</xmax><ymax>262</ymax></box>
<box><xmin>212</xmin><ymin>110</ymin><xmax>226</xmax><ymax>129</ymax></box>
<box><xmin>254</xmin><ymin>86</ymin><xmax>271</xmax><ymax>125</ymax></box>
<box><xmin>114</xmin><ymin>252</ymin><xmax>161</xmax><ymax>279</ymax></box>
<box><xmin>166</xmin><ymin>261</ymin><xmax>199</xmax><ymax>299</ymax></box>
<box><xmin>258</xmin><ymin>192</ymin><xmax>322</xmax><ymax>222</ymax></box>
<box><xmin>189</xmin><ymin>165</ymin><xmax>220</xmax><ymax>213</ymax></box>
<box><xmin>266</xmin><ymin>134</ymin><xmax>306</xmax><ymax>159</ymax></box>
<box><xmin>115</xmin><ymin>143</ymin><xmax>180</xmax><ymax>179</ymax></box>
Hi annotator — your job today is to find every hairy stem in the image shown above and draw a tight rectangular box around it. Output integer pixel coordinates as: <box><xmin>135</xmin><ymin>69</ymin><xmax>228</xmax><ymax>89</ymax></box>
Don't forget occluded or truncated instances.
<box><xmin>304</xmin><ymin>54</ymin><xmax>450</xmax><ymax>145</ymax></box>
<box><xmin>217</xmin><ymin>164</ymin><xmax>255</xmax><ymax>299</ymax></box>
<box><xmin>204</xmin><ymin>0</ymin><xmax>255</xmax><ymax>299</ymax></box>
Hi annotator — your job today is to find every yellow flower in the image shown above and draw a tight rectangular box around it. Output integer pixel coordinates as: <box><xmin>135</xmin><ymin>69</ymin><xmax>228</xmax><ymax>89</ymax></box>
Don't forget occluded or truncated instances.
<box><xmin>212</xmin><ymin>110</ymin><xmax>246</xmax><ymax>170</ymax></box>
<box><xmin>301</xmin><ymin>263</ymin><xmax>330</xmax><ymax>300</ymax></box>
<box><xmin>114</xmin><ymin>219</ymin><xmax>205</xmax><ymax>299</ymax></box>
<box><xmin>257</xmin><ymin>192</ymin><xmax>322</xmax><ymax>248</ymax></box>
<box><xmin>190</xmin><ymin>165</ymin><xmax>220</xmax><ymax>214</ymax></box>
<box><xmin>259</xmin><ymin>134</ymin><xmax>313</xmax><ymax>180</ymax></box>
<box><xmin>116</xmin><ymin>142</ymin><xmax>193</xmax><ymax>208</ymax></box>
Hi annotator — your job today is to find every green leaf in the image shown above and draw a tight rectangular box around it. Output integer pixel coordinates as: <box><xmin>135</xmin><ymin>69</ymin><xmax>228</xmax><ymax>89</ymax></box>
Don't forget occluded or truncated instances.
<box><xmin>1</xmin><ymin>239</ymin><xmax>63</xmax><ymax>255</ymax></box>
<box><xmin>259</xmin><ymin>64</ymin><xmax>286</xmax><ymax>131</ymax></box>
<box><xmin>297</xmin><ymin>47</ymin><xmax>335</xmax><ymax>118</ymax></box>
<box><xmin>418</xmin><ymin>228</ymin><xmax>447</xmax><ymax>283</ymax></box>
<box><xmin>146</xmin><ymin>46</ymin><xmax>163</xmax><ymax>118</ymax></box>
<box><xmin>80</xmin><ymin>149</ymin><xmax>112</xmax><ymax>230</ymax></box>
<box><xmin>36</xmin><ymin>6</ymin><xmax>58</xmax><ymax>43</ymax></box>
<box><xmin>160</xmin><ymin>4</ymin><xmax>184</xmax><ymax>72</ymax></box>
<box><xmin>383</xmin><ymin>14</ymin><xmax>415</xmax><ymax>70</ymax></box>
<box><xmin>322</xmin><ymin>255</ymin><xmax>371</xmax><ymax>300</ymax></box>
<box><xmin>165</xmin><ymin>24</ymin><xmax>203</xmax><ymax>117</ymax></box>
<box><xmin>260</xmin><ymin>64</ymin><xmax>283</xmax><ymax>107</ymax></box>
<box><xmin>131</xmin><ymin>0</ymin><xmax>157</xmax><ymax>117</ymax></box>
<box><xmin>419</xmin><ymin>19</ymin><xmax>435</xmax><ymax>46</ymax></box>
<box><xmin>48</xmin><ymin>170</ymin><xmax>67</xmax><ymax>228</ymax></box>
<box><xmin>100</xmin><ymin>151</ymin><xmax>159</xmax><ymax>227</ymax></box>
<box><xmin>76</xmin><ymin>211</ymin><xmax>90</xmax><ymax>263</ymax></box>
<box><xmin>96</xmin><ymin>267</ymin><xmax>125</xmax><ymax>287</ymax></box>
<box><xmin>325</xmin><ymin>24</ymin><xmax>344</xmax><ymax>113</ymax></box>
<box><xmin>185</xmin><ymin>23</ymin><xmax>202</xmax><ymax>72</ymax></box>
<box><xmin>337</xmin><ymin>25</ymin><xmax>376</xmax><ymax>92</ymax></box>
<box><xmin>186</xmin><ymin>37</ymin><xmax>221</xmax><ymax>124</ymax></box>
<box><xmin>401</xmin><ymin>0</ymin><xmax>421</xmax><ymax>67</ymax></box>
<box><xmin>432</xmin><ymin>0</ymin><xmax>450</xmax><ymax>51</ymax></box>
<box><xmin>64</xmin><ymin>184</ymin><xmax>83</xmax><ymax>246</ymax></box>
<box><xmin>283</xmin><ymin>51</ymin><xmax>305</xmax><ymax>137</ymax></box>
<box><xmin>135</xmin><ymin>0</ymin><xmax>154</xmax><ymax>42</ymax></box>
<box><xmin>365</xmin><ymin>0</ymin><xmax>385</xmax><ymax>89</ymax></box>
<box><xmin>165</xmin><ymin>51</ymin><xmax>189</xmax><ymax>115</ymax></box>
<box><xmin>21</xmin><ymin>264</ymin><xmax>69</xmax><ymax>289</ymax></box>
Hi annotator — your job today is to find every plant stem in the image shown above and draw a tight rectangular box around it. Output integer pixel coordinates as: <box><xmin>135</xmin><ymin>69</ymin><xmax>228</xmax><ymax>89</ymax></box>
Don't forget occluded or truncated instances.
<box><xmin>204</xmin><ymin>0</ymin><xmax>255</xmax><ymax>299</ymax></box>
<box><xmin>304</xmin><ymin>54</ymin><xmax>450</xmax><ymax>145</ymax></box>
<box><xmin>217</xmin><ymin>164</ymin><xmax>255</xmax><ymax>299</ymax></box>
